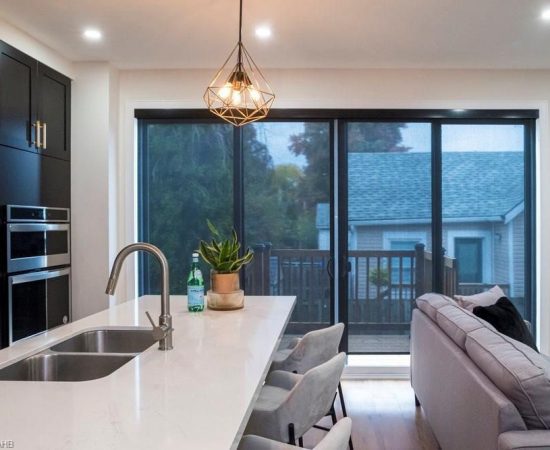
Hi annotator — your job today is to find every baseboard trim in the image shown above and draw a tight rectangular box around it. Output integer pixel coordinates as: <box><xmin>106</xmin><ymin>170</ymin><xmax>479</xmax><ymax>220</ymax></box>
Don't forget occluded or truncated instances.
<box><xmin>343</xmin><ymin>365</ymin><xmax>410</xmax><ymax>380</ymax></box>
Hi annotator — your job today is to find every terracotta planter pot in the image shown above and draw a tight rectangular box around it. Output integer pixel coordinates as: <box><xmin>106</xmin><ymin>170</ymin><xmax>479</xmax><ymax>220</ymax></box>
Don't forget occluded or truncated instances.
<box><xmin>208</xmin><ymin>271</ymin><xmax>244</xmax><ymax>310</ymax></box>
<box><xmin>210</xmin><ymin>271</ymin><xmax>240</xmax><ymax>294</ymax></box>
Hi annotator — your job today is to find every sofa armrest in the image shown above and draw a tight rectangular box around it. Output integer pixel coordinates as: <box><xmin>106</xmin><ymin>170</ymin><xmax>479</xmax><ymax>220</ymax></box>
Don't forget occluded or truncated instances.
<box><xmin>498</xmin><ymin>430</ymin><xmax>550</xmax><ymax>450</ymax></box>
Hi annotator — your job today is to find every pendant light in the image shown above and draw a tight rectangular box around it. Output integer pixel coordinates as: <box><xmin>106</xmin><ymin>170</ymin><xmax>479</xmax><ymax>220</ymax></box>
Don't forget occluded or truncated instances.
<box><xmin>204</xmin><ymin>0</ymin><xmax>275</xmax><ymax>126</ymax></box>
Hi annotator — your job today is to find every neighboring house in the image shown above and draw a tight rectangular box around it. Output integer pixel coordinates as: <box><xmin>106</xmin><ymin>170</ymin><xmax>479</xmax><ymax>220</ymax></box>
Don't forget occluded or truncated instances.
<box><xmin>316</xmin><ymin>151</ymin><xmax>525</xmax><ymax>298</ymax></box>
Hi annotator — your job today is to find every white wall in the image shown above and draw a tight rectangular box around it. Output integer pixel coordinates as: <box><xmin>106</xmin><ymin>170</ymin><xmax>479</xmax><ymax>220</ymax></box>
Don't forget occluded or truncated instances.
<box><xmin>0</xmin><ymin>18</ymin><xmax>74</xmax><ymax>77</ymax></box>
<box><xmin>71</xmin><ymin>62</ymin><xmax>118</xmax><ymax>319</ymax></box>
<box><xmin>115</xmin><ymin>68</ymin><xmax>550</xmax><ymax>352</ymax></box>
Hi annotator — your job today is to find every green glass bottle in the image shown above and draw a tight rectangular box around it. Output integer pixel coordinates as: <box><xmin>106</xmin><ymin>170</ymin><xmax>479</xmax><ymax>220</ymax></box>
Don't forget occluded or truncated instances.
<box><xmin>187</xmin><ymin>252</ymin><xmax>205</xmax><ymax>312</ymax></box>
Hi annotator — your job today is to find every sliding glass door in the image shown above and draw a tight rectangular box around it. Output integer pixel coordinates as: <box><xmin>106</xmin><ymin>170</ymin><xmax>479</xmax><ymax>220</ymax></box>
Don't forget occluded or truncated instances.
<box><xmin>137</xmin><ymin>110</ymin><xmax>537</xmax><ymax>355</ymax></box>
<box><xmin>138</xmin><ymin>121</ymin><xmax>233</xmax><ymax>294</ymax></box>
<box><xmin>441</xmin><ymin>123</ymin><xmax>530</xmax><ymax>318</ymax></box>
<box><xmin>243</xmin><ymin>121</ymin><xmax>333</xmax><ymax>336</ymax></box>
<box><xmin>343</xmin><ymin>122</ymin><xmax>432</xmax><ymax>353</ymax></box>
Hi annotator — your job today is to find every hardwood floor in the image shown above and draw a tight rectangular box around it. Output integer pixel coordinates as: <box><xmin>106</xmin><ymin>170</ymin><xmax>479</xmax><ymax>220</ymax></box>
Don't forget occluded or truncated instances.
<box><xmin>301</xmin><ymin>380</ymin><xmax>440</xmax><ymax>450</ymax></box>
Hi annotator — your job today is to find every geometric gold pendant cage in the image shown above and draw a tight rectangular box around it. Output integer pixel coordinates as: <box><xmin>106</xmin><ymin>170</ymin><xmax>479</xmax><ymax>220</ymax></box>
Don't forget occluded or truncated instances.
<box><xmin>204</xmin><ymin>42</ymin><xmax>275</xmax><ymax>127</ymax></box>
<box><xmin>203</xmin><ymin>0</ymin><xmax>275</xmax><ymax>127</ymax></box>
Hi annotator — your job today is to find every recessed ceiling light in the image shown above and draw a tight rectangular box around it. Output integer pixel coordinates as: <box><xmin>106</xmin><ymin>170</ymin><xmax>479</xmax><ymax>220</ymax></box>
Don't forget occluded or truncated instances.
<box><xmin>83</xmin><ymin>28</ymin><xmax>102</xmax><ymax>42</ymax></box>
<box><xmin>255</xmin><ymin>25</ymin><xmax>272</xmax><ymax>40</ymax></box>
<box><xmin>542</xmin><ymin>9</ymin><xmax>550</xmax><ymax>20</ymax></box>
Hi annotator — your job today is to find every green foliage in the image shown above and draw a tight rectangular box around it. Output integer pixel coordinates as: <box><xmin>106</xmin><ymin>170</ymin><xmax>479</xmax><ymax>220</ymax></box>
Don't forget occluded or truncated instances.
<box><xmin>198</xmin><ymin>220</ymin><xmax>254</xmax><ymax>273</ymax></box>
<box><xmin>368</xmin><ymin>267</ymin><xmax>390</xmax><ymax>287</ymax></box>
<box><xmin>347</xmin><ymin>123</ymin><xmax>411</xmax><ymax>153</ymax></box>
<box><xmin>143</xmin><ymin>123</ymin><xmax>234</xmax><ymax>293</ymax></box>
<box><xmin>141</xmin><ymin>120</ymin><xmax>408</xmax><ymax>294</ymax></box>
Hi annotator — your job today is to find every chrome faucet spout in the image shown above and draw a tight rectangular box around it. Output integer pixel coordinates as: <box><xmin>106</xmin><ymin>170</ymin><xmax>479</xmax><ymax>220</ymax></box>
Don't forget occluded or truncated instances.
<box><xmin>105</xmin><ymin>242</ymin><xmax>173</xmax><ymax>350</ymax></box>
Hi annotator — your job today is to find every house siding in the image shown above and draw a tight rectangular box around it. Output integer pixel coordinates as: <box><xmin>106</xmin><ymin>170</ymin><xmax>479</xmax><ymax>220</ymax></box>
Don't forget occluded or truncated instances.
<box><xmin>512</xmin><ymin>212</ymin><xmax>525</xmax><ymax>298</ymax></box>
<box><xmin>351</xmin><ymin>221</ymin><xmax>520</xmax><ymax>295</ymax></box>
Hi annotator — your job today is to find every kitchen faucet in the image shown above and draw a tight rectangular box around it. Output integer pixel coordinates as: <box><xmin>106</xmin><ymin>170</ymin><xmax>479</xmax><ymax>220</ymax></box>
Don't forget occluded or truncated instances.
<box><xmin>105</xmin><ymin>242</ymin><xmax>173</xmax><ymax>350</ymax></box>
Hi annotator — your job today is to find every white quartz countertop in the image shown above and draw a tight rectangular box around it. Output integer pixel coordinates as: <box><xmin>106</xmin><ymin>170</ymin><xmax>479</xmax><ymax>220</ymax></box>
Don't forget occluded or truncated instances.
<box><xmin>0</xmin><ymin>295</ymin><xmax>296</xmax><ymax>450</ymax></box>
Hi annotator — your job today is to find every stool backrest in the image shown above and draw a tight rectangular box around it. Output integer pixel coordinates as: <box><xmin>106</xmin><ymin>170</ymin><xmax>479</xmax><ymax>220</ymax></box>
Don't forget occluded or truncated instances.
<box><xmin>281</xmin><ymin>352</ymin><xmax>346</xmax><ymax>439</ymax></box>
<box><xmin>314</xmin><ymin>417</ymin><xmax>352</xmax><ymax>450</ymax></box>
<box><xmin>287</xmin><ymin>323</ymin><xmax>344</xmax><ymax>374</ymax></box>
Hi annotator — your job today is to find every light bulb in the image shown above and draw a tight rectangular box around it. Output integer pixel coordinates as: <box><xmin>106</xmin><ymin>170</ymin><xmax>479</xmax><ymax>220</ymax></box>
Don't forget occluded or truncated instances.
<box><xmin>248</xmin><ymin>87</ymin><xmax>261</xmax><ymax>102</ymax></box>
<box><xmin>218</xmin><ymin>83</ymin><xmax>232</xmax><ymax>100</ymax></box>
<box><xmin>231</xmin><ymin>90</ymin><xmax>242</xmax><ymax>106</ymax></box>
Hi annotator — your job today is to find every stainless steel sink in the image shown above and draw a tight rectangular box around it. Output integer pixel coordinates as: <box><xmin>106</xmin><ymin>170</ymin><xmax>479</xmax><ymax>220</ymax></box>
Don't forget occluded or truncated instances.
<box><xmin>0</xmin><ymin>353</ymin><xmax>135</xmax><ymax>382</ymax></box>
<box><xmin>50</xmin><ymin>329</ymin><xmax>155</xmax><ymax>354</ymax></box>
<box><xmin>0</xmin><ymin>328</ymin><xmax>157</xmax><ymax>382</ymax></box>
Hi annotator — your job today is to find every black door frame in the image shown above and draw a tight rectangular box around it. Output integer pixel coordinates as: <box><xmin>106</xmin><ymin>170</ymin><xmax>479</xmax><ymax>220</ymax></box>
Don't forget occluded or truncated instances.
<box><xmin>136</xmin><ymin>109</ymin><xmax>538</xmax><ymax>354</ymax></box>
<box><xmin>337</xmin><ymin>114</ymin><xmax>537</xmax><ymax>354</ymax></box>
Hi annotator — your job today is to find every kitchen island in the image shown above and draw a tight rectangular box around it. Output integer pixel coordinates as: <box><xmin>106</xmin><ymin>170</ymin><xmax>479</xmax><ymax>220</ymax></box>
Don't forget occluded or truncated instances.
<box><xmin>0</xmin><ymin>295</ymin><xmax>296</xmax><ymax>450</ymax></box>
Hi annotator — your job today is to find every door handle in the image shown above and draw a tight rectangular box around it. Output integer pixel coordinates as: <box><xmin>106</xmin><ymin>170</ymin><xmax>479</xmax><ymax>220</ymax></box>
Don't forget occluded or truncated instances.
<box><xmin>340</xmin><ymin>256</ymin><xmax>351</xmax><ymax>278</ymax></box>
<box><xmin>32</xmin><ymin>121</ymin><xmax>42</xmax><ymax>149</ymax></box>
<box><xmin>326</xmin><ymin>258</ymin><xmax>334</xmax><ymax>279</ymax></box>
<box><xmin>42</xmin><ymin>122</ymin><xmax>47</xmax><ymax>149</ymax></box>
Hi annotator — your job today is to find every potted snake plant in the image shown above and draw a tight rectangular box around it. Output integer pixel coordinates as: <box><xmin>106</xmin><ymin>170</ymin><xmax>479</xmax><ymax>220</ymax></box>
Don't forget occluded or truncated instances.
<box><xmin>198</xmin><ymin>220</ymin><xmax>254</xmax><ymax>310</ymax></box>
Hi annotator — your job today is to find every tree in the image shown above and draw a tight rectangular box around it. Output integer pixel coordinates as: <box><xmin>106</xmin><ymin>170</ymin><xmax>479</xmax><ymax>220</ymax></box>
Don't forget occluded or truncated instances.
<box><xmin>347</xmin><ymin>123</ymin><xmax>410</xmax><ymax>153</ymax></box>
<box><xmin>289</xmin><ymin>122</ymin><xmax>410</xmax><ymax>210</ymax></box>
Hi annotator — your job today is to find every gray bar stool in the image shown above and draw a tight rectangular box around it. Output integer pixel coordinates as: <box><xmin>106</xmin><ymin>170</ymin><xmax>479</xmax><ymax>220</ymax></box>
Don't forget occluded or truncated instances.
<box><xmin>245</xmin><ymin>353</ymin><xmax>346</xmax><ymax>447</ymax></box>
<box><xmin>270</xmin><ymin>323</ymin><xmax>352</xmax><ymax>449</ymax></box>
<box><xmin>239</xmin><ymin>417</ymin><xmax>352</xmax><ymax>450</ymax></box>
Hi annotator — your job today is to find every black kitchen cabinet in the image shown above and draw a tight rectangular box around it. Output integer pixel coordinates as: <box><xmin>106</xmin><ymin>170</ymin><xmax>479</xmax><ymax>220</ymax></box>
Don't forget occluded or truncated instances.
<box><xmin>0</xmin><ymin>144</ymin><xmax>70</xmax><ymax>207</ymax></box>
<box><xmin>0</xmin><ymin>41</ymin><xmax>71</xmax><ymax>161</ymax></box>
<box><xmin>0</xmin><ymin>42</ymin><xmax>37</xmax><ymax>152</ymax></box>
<box><xmin>37</xmin><ymin>63</ymin><xmax>71</xmax><ymax>161</ymax></box>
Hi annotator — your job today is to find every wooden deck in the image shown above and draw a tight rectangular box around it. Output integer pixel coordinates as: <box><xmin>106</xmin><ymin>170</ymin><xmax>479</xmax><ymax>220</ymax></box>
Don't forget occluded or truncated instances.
<box><xmin>282</xmin><ymin>334</ymin><xmax>411</xmax><ymax>353</ymax></box>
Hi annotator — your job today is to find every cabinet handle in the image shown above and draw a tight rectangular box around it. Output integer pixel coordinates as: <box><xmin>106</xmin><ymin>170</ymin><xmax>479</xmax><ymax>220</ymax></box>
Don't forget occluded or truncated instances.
<box><xmin>42</xmin><ymin>122</ymin><xmax>47</xmax><ymax>150</ymax></box>
<box><xmin>32</xmin><ymin>121</ymin><xmax>42</xmax><ymax>149</ymax></box>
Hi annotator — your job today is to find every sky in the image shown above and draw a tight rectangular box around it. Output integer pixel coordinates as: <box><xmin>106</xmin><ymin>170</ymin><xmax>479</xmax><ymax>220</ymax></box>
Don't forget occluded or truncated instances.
<box><xmin>403</xmin><ymin>123</ymin><xmax>524</xmax><ymax>153</ymax></box>
<box><xmin>252</xmin><ymin>122</ymin><xmax>525</xmax><ymax>167</ymax></box>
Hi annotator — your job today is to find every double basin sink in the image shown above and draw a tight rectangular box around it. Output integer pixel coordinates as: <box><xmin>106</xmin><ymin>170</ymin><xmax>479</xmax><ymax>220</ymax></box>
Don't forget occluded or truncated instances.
<box><xmin>0</xmin><ymin>329</ymin><xmax>156</xmax><ymax>382</ymax></box>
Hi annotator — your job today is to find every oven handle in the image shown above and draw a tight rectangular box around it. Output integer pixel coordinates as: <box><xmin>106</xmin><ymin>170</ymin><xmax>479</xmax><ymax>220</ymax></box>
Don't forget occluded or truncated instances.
<box><xmin>8</xmin><ymin>223</ymin><xmax>69</xmax><ymax>233</ymax></box>
<box><xmin>9</xmin><ymin>268</ymin><xmax>71</xmax><ymax>285</ymax></box>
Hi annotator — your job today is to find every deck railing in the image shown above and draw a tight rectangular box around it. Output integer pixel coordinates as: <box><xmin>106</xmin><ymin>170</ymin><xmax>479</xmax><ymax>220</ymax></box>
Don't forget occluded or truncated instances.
<box><xmin>245</xmin><ymin>243</ymin><xmax>507</xmax><ymax>334</ymax></box>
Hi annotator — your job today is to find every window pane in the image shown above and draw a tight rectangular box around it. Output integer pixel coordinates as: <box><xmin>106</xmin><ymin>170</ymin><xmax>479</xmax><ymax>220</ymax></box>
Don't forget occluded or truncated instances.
<box><xmin>243</xmin><ymin>122</ymin><xmax>332</xmax><ymax>338</ymax></box>
<box><xmin>139</xmin><ymin>122</ymin><xmax>233</xmax><ymax>294</ymax></box>
<box><xmin>442</xmin><ymin>124</ymin><xmax>527</xmax><ymax>318</ymax></box>
<box><xmin>346</xmin><ymin>122</ymin><xmax>432</xmax><ymax>353</ymax></box>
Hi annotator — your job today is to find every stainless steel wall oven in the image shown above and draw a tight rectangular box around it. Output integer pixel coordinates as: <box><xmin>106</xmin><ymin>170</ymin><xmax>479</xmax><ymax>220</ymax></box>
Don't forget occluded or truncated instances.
<box><xmin>1</xmin><ymin>205</ymin><xmax>71</xmax><ymax>347</ymax></box>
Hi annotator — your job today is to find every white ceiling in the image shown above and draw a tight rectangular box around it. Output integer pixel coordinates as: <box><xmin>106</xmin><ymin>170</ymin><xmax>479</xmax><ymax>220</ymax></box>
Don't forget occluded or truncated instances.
<box><xmin>2</xmin><ymin>0</ymin><xmax>550</xmax><ymax>70</ymax></box>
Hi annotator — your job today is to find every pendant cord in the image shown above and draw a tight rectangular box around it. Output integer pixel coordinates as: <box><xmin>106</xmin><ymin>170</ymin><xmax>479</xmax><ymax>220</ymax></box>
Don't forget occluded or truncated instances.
<box><xmin>238</xmin><ymin>0</ymin><xmax>243</xmax><ymax>65</ymax></box>
<box><xmin>239</xmin><ymin>0</ymin><xmax>243</xmax><ymax>44</ymax></box>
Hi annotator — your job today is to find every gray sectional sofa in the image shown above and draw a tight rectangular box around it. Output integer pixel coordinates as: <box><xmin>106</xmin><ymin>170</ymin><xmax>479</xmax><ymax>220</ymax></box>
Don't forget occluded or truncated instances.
<box><xmin>411</xmin><ymin>293</ymin><xmax>550</xmax><ymax>450</ymax></box>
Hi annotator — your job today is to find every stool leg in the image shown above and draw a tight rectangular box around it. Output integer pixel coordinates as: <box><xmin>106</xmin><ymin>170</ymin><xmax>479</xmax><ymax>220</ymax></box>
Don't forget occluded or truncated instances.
<box><xmin>298</xmin><ymin>436</ymin><xmax>304</xmax><ymax>447</ymax></box>
<box><xmin>330</xmin><ymin>404</ymin><xmax>337</xmax><ymax>425</ymax></box>
<box><xmin>337</xmin><ymin>384</ymin><xmax>354</xmax><ymax>450</ymax></box>
<box><xmin>288</xmin><ymin>423</ymin><xmax>296</xmax><ymax>445</ymax></box>
<box><xmin>338</xmin><ymin>382</ymin><xmax>348</xmax><ymax>418</ymax></box>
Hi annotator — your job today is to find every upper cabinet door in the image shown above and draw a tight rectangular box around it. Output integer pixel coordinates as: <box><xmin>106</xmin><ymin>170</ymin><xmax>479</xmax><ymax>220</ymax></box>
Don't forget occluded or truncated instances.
<box><xmin>37</xmin><ymin>63</ymin><xmax>71</xmax><ymax>161</ymax></box>
<box><xmin>0</xmin><ymin>42</ymin><xmax>37</xmax><ymax>152</ymax></box>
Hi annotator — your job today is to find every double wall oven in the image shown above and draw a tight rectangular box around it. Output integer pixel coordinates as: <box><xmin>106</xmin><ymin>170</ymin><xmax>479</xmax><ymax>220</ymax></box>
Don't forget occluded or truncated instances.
<box><xmin>1</xmin><ymin>205</ymin><xmax>71</xmax><ymax>348</ymax></box>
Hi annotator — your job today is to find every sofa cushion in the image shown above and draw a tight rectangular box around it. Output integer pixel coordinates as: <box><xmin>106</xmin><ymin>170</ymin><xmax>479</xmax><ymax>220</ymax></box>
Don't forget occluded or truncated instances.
<box><xmin>454</xmin><ymin>285</ymin><xmax>506</xmax><ymax>311</ymax></box>
<box><xmin>465</xmin><ymin>327</ymin><xmax>550</xmax><ymax>430</ymax></box>
<box><xmin>415</xmin><ymin>293</ymin><xmax>455</xmax><ymax>321</ymax></box>
<box><xmin>435</xmin><ymin>303</ymin><xmax>496</xmax><ymax>350</ymax></box>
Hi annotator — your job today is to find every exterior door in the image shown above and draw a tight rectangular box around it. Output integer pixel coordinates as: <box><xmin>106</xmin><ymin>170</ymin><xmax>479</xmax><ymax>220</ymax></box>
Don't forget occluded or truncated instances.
<box><xmin>340</xmin><ymin>121</ymin><xmax>433</xmax><ymax>354</ymax></box>
<box><xmin>455</xmin><ymin>238</ymin><xmax>483</xmax><ymax>283</ymax></box>
<box><xmin>243</xmin><ymin>121</ymin><xmax>334</xmax><ymax>339</ymax></box>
